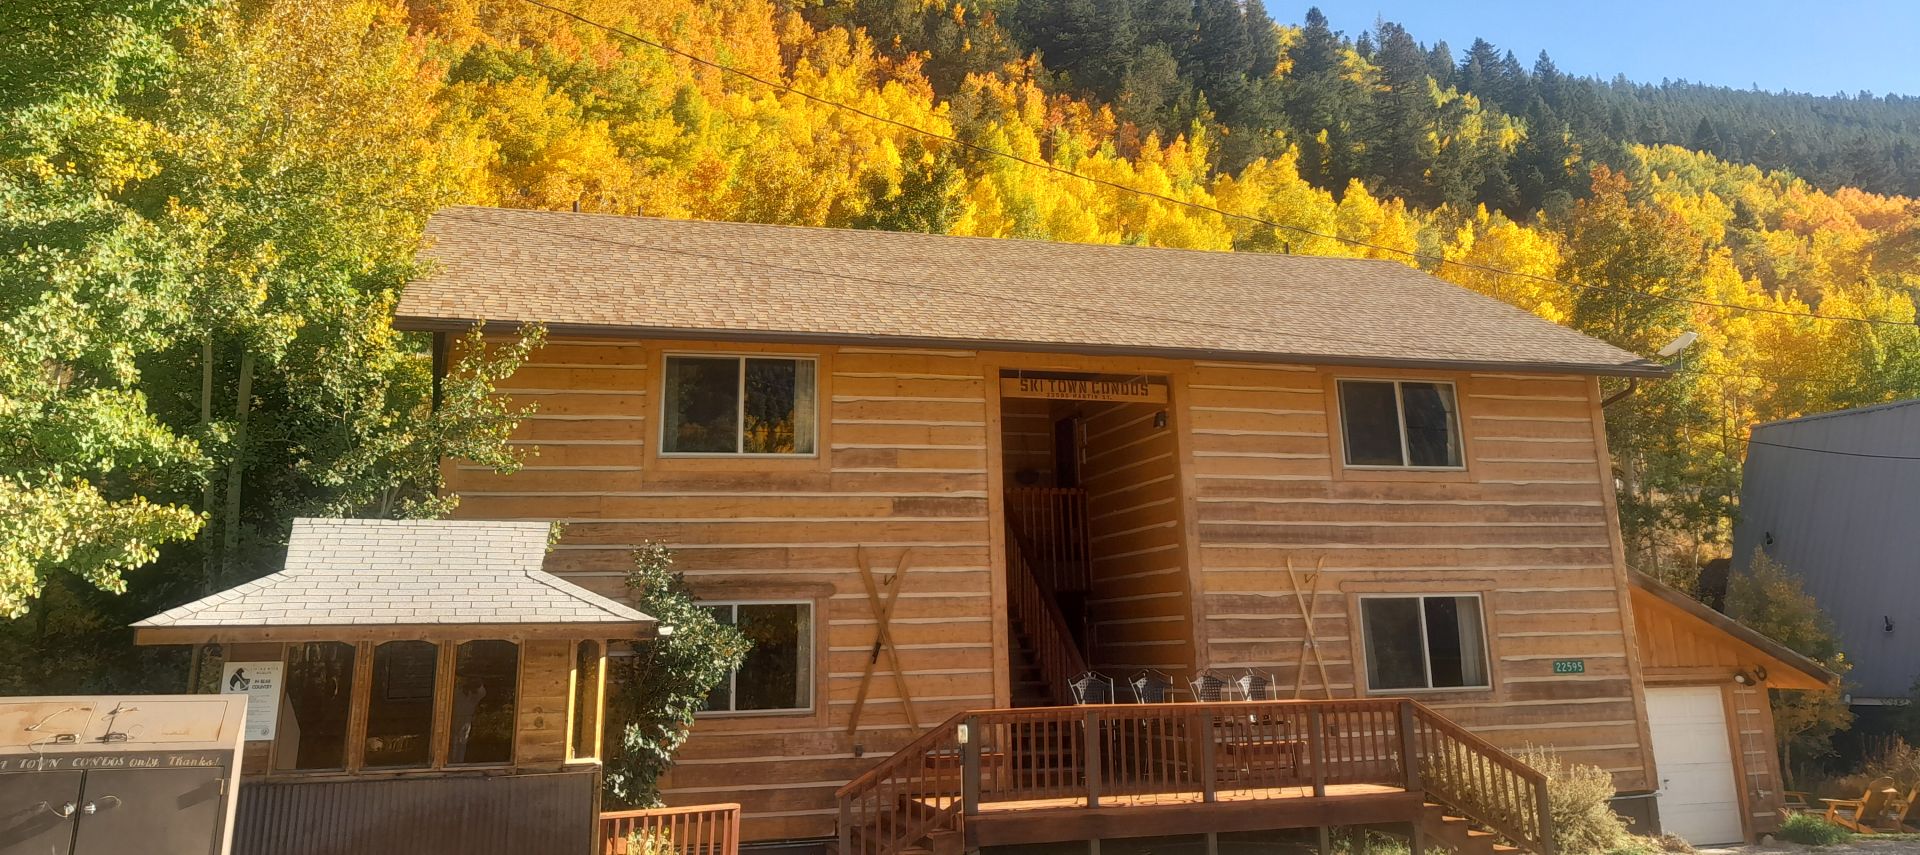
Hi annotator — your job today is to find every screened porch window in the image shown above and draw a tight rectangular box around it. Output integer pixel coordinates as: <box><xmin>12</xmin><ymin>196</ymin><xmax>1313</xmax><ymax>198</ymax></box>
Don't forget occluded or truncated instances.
<box><xmin>699</xmin><ymin>602</ymin><xmax>813</xmax><ymax>714</ymax></box>
<box><xmin>274</xmin><ymin>642</ymin><xmax>356</xmax><ymax>771</ymax></box>
<box><xmin>1360</xmin><ymin>595</ymin><xmax>1489</xmax><ymax>691</ymax></box>
<box><xmin>1338</xmin><ymin>379</ymin><xmax>1463</xmax><ymax>468</ymax></box>
<box><xmin>663</xmin><ymin>355</ymin><xmax>817</xmax><ymax>455</ymax></box>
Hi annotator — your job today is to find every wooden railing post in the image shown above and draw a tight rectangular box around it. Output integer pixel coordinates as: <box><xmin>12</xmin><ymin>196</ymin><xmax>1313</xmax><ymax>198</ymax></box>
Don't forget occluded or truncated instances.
<box><xmin>962</xmin><ymin>716</ymin><xmax>982</xmax><ymax>817</ymax></box>
<box><xmin>1197</xmin><ymin>711</ymin><xmax>1216</xmax><ymax>803</ymax></box>
<box><xmin>837</xmin><ymin>797</ymin><xmax>852</xmax><ymax>855</ymax></box>
<box><xmin>1308</xmin><ymin>708</ymin><xmax>1326</xmax><ymax>798</ymax></box>
<box><xmin>1399</xmin><ymin>701</ymin><xmax>1421</xmax><ymax>793</ymax></box>
<box><xmin>1084</xmin><ymin>709</ymin><xmax>1103</xmax><ymax>808</ymax></box>
<box><xmin>1535</xmin><ymin>779</ymin><xmax>1556</xmax><ymax>855</ymax></box>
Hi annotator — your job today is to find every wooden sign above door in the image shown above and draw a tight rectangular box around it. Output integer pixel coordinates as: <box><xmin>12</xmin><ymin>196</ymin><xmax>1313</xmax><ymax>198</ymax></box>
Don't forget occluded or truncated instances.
<box><xmin>1000</xmin><ymin>375</ymin><xmax>1168</xmax><ymax>404</ymax></box>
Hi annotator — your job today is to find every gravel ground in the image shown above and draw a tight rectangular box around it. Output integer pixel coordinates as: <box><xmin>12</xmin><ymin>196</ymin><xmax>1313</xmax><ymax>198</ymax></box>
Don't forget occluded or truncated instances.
<box><xmin>1698</xmin><ymin>838</ymin><xmax>1920</xmax><ymax>855</ymax></box>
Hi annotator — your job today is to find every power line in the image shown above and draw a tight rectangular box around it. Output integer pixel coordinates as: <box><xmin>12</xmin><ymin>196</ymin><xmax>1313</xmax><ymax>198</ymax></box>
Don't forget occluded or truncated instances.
<box><xmin>511</xmin><ymin>0</ymin><xmax>1919</xmax><ymax>331</ymax></box>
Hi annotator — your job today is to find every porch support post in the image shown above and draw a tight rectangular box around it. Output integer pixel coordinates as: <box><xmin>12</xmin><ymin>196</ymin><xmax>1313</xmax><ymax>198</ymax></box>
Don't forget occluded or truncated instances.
<box><xmin>1317</xmin><ymin>826</ymin><xmax>1331</xmax><ymax>855</ymax></box>
<box><xmin>1205</xmin><ymin>831</ymin><xmax>1219</xmax><ymax>855</ymax></box>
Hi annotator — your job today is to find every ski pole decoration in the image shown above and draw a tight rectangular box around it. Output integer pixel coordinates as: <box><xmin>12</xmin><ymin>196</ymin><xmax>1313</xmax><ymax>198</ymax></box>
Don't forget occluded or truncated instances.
<box><xmin>1286</xmin><ymin>556</ymin><xmax>1334</xmax><ymax>699</ymax></box>
<box><xmin>847</xmin><ymin>546</ymin><xmax>919</xmax><ymax>734</ymax></box>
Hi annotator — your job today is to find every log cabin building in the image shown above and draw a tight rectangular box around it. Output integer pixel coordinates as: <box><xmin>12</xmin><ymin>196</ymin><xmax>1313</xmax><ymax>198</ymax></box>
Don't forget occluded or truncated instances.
<box><xmin>382</xmin><ymin>206</ymin><xmax>1830</xmax><ymax>853</ymax></box>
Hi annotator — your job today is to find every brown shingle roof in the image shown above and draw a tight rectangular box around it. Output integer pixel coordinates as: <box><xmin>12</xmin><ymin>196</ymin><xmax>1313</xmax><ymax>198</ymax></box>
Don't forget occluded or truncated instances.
<box><xmin>395</xmin><ymin>206</ymin><xmax>1663</xmax><ymax>376</ymax></box>
<box><xmin>134</xmin><ymin>518</ymin><xmax>653</xmax><ymax>637</ymax></box>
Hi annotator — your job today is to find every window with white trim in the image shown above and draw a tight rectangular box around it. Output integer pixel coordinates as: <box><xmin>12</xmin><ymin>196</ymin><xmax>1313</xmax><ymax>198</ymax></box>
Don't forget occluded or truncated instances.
<box><xmin>1360</xmin><ymin>594</ymin><xmax>1489</xmax><ymax>691</ymax></box>
<box><xmin>663</xmin><ymin>355</ymin><xmax>817</xmax><ymax>455</ymax></box>
<box><xmin>699</xmin><ymin>601</ymin><xmax>814</xmax><ymax>713</ymax></box>
<box><xmin>1337</xmin><ymin>379</ymin><xmax>1463</xmax><ymax>468</ymax></box>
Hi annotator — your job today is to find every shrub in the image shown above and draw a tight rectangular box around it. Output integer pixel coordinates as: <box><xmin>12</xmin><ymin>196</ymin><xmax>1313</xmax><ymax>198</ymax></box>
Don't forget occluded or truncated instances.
<box><xmin>626</xmin><ymin>828</ymin><xmax>675</xmax><ymax>855</ymax></box>
<box><xmin>1778</xmin><ymin>812</ymin><xmax>1850</xmax><ymax>846</ymax></box>
<box><xmin>602</xmin><ymin>543</ymin><xmax>750</xmax><ymax>807</ymax></box>
<box><xmin>1518</xmin><ymin>746</ymin><xmax>1635</xmax><ymax>855</ymax></box>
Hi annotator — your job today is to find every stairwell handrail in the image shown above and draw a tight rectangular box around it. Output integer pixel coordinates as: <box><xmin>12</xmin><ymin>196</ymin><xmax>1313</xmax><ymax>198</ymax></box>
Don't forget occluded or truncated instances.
<box><xmin>1005</xmin><ymin>527</ymin><xmax>1089</xmax><ymax>706</ymax></box>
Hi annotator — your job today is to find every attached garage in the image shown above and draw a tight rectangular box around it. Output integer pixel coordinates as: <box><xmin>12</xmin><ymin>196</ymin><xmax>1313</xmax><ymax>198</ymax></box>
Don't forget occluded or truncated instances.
<box><xmin>1630</xmin><ymin>573</ymin><xmax>1836</xmax><ymax>844</ymax></box>
<box><xmin>1646</xmin><ymin>686</ymin><xmax>1746</xmax><ymax>845</ymax></box>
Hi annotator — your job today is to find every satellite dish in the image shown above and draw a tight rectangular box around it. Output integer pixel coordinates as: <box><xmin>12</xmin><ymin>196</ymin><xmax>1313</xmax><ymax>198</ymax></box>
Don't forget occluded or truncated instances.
<box><xmin>1656</xmin><ymin>331</ymin><xmax>1698</xmax><ymax>359</ymax></box>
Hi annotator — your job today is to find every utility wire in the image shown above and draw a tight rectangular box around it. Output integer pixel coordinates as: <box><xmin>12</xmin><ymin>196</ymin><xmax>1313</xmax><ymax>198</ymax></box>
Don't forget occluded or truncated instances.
<box><xmin>511</xmin><ymin>0</ymin><xmax>1920</xmax><ymax>331</ymax></box>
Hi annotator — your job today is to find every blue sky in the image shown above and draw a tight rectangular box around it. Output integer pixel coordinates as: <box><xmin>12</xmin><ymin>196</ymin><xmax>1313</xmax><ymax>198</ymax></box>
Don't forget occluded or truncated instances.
<box><xmin>1275</xmin><ymin>1</ymin><xmax>1920</xmax><ymax>97</ymax></box>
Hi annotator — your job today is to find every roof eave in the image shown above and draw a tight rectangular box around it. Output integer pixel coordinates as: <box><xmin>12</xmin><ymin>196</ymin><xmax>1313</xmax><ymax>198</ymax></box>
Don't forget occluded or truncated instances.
<box><xmin>395</xmin><ymin>315</ymin><xmax>1671</xmax><ymax>379</ymax></box>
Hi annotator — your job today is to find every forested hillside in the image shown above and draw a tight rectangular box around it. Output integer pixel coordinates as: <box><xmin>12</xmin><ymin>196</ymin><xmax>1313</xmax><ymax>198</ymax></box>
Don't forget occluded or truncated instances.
<box><xmin>3</xmin><ymin>0</ymin><xmax>1918</xmax><ymax>689</ymax></box>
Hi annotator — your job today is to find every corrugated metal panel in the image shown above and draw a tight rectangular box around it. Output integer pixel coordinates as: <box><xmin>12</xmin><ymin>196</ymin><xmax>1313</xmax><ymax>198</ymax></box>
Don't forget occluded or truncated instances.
<box><xmin>1732</xmin><ymin>400</ymin><xmax>1920</xmax><ymax>699</ymax></box>
<box><xmin>233</xmin><ymin>769</ymin><xmax>598</xmax><ymax>855</ymax></box>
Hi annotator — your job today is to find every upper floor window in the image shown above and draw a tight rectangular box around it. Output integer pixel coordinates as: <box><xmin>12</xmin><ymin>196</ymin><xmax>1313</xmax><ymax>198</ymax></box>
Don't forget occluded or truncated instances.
<box><xmin>699</xmin><ymin>601</ymin><xmax>813</xmax><ymax>714</ymax></box>
<box><xmin>663</xmin><ymin>355</ymin><xmax>817</xmax><ymax>455</ymax></box>
<box><xmin>1360</xmin><ymin>594</ymin><xmax>1489</xmax><ymax>691</ymax></box>
<box><xmin>1338</xmin><ymin>379</ymin><xmax>1463</xmax><ymax>468</ymax></box>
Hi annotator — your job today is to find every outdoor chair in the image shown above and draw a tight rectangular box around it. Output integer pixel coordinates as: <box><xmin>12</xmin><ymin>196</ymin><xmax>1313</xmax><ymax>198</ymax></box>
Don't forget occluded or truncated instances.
<box><xmin>1823</xmin><ymin>776</ymin><xmax>1899</xmax><ymax>833</ymax></box>
<box><xmin>1887</xmin><ymin>787</ymin><xmax>1920</xmax><ymax>833</ymax></box>
<box><xmin>1069</xmin><ymin>671</ymin><xmax>1116</xmax><ymax>705</ymax></box>
<box><xmin>1188</xmin><ymin>671</ymin><xmax>1232</xmax><ymax>702</ymax></box>
<box><xmin>1128</xmin><ymin>670</ymin><xmax>1177</xmax><ymax>703</ymax></box>
<box><xmin>1233</xmin><ymin>669</ymin><xmax>1278</xmax><ymax>702</ymax></box>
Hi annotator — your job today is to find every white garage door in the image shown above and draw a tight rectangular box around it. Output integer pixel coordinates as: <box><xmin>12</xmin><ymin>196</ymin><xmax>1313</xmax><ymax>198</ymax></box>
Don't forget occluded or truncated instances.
<box><xmin>1647</xmin><ymin>686</ymin><xmax>1745</xmax><ymax>845</ymax></box>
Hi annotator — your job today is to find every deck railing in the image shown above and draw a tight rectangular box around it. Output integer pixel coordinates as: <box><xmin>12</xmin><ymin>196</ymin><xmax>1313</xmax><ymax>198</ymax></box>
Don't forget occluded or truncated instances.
<box><xmin>1004</xmin><ymin>487</ymin><xmax>1092</xmax><ymax>593</ymax></box>
<box><xmin>834</xmin><ymin>698</ymin><xmax>1553</xmax><ymax>855</ymax></box>
<box><xmin>835</xmin><ymin>712</ymin><xmax>969</xmax><ymax>855</ymax></box>
<box><xmin>600</xmin><ymin>803</ymin><xmax>741</xmax><ymax>855</ymax></box>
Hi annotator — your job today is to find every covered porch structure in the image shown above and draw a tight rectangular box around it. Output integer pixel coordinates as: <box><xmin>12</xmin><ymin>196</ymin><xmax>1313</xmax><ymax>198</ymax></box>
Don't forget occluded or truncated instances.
<box><xmin>133</xmin><ymin>517</ymin><xmax>655</xmax><ymax>855</ymax></box>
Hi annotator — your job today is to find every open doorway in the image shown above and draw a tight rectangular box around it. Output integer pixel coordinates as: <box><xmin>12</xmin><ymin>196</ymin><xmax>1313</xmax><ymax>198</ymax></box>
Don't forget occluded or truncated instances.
<box><xmin>999</xmin><ymin>371</ymin><xmax>1194</xmax><ymax>706</ymax></box>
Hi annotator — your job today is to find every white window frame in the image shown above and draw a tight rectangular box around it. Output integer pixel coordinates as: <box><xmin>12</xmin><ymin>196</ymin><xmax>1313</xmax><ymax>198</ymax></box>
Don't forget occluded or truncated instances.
<box><xmin>695</xmin><ymin>599</ymin><xmax>816</xmax><ymax>716</ymax></box>
<box><xmin>1357</xmin><ymin>592</ymin><xmax>1491</xmax><ymax>693</ymax></box>
<box><xmin>1336</xmin><ymin>378</ymin><xmax>1466</xmax><ymax>471</ymax></box>
<box><xmin>659</xmin><ymin>353</ymin><xmax>819</xmax><ymax>458</ymax></box>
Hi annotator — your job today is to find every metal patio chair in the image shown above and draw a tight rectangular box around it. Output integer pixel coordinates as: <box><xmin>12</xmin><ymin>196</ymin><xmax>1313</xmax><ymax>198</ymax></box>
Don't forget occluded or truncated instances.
<box><xmin>1127</xmin><ymin>670</ymin><xmax>1177</xmax><ymax>704</ymax></box>
<box><xmin>1069</xmin><ymin>671</ymin><xmax>1116</xmax><ymax>705</ymax></box>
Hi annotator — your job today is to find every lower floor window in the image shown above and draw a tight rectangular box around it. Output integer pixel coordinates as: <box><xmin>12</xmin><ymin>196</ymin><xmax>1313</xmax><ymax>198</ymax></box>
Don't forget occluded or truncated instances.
<box><xmin>700</xmin><ymin>602</ymin><xmax>813</xmax><ymax>713</ymax></box>
<box><xmin>1361</xmin><ymin>594</ymin><xmax>1489</xmax><ymax>691</ymax></box>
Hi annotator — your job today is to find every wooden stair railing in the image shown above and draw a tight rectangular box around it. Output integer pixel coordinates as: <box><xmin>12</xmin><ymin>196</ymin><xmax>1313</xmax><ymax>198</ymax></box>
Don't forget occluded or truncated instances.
<box><xmin>1411</xmin><ymin>702</ymin><xmax>1556</xmax><ymax>855</ymax></box>
<box><xmin>1005</xmin><ymin>527</ymin><xmax>1089</xmax><ymax>707</ymax></box>
<box><xmin>835</xmin><ymin>712</ymin><xmax>969</xmax><ymax>855</ymax></box>
<box><xmin>836</xmin><ymin>699</ymin><xmax>1555</xmax><ymax>855</ymax></box>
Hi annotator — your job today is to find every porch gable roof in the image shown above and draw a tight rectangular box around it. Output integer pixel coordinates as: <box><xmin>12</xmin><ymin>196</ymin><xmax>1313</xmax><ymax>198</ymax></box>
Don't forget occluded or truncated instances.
<box><xmin>133</xmin><ymin>518</ymin><xmax>653</xmax><ymax>643</ymax></box>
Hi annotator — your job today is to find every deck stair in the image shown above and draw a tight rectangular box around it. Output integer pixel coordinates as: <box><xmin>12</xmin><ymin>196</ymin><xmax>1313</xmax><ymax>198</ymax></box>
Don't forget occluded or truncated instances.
<box><xmin>1419</xmin><ymin>802</ymin><xmax>1525</xmax><ymax>855</ymax></box>
<box><xmin>834</xmin><ymin>699</ymin><xmax>1554</xmax><ymax>855</ymax></box>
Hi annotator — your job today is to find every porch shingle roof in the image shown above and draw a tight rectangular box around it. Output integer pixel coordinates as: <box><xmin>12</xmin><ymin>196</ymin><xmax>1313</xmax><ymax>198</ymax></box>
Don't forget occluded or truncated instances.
<box><xmin>133</xmin><ymin>518</ymin><xmax>652</xmax><ymax>633</ymax></box>
<box><xmin>394</xmin><ymin>207</ymin><xmax>1663</xmax><ymax>377</ymax></box>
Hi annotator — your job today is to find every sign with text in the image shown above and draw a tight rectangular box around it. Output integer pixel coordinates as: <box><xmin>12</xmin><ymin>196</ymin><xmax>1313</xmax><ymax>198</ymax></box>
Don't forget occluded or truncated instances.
<box><xmin>1551</xmin><ymin>659</ymin><xmax>1586</xmax><ymax>674</ymax></box>
<box><xmin>1001</xmin><ymin>376</ymin><xmax>1168</xmax><ymax>404</ymax></box>
<box><xmin>221</xmin><ymin>661</ymin><xmax>282</xmax><ymax>740</ymax></box>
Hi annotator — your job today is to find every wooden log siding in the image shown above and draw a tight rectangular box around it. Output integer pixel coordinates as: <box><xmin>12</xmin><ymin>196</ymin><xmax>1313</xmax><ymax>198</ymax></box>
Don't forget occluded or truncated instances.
<box><xmin>446</xmin><ymin>339</ymin><xmax>1659</xmax><ymax>841</ymax></box>
<box><xmin>1079</xmin><ymin>401</ymin><xmax>1195</xmax><ymax>685</ymax></box>
<box><xmin>1186</xmin><ymin>364</ymin><xmax>1655</xmax><ymax>792</ymax></box>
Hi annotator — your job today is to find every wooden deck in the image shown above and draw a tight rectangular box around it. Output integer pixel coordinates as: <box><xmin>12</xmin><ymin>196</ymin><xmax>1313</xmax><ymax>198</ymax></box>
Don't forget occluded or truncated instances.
<box><xmin>836</xmin><ymin>699</ymin><xmax>1554</xmax><ymax>854</ymax></box>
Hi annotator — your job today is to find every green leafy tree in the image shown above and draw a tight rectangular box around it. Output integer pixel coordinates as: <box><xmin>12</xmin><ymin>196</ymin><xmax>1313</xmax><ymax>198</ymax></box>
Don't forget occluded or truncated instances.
<box><xmin>603</xmin><ymin>543</ymin><xmax>749</xmax><ymax>807</ymax></box>
<box><xmin>1728</xmin><ymin>549</ymin><xmax>1852</xmax><ymax>784</ymax></box>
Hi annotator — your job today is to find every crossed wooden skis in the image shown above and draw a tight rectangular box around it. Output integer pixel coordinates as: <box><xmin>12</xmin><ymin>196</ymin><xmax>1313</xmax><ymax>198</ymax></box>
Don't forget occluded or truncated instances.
<box><xmin>847</xmin><ymin>546</ymin><xmax>920</xmax><ymax>734</ymax></box>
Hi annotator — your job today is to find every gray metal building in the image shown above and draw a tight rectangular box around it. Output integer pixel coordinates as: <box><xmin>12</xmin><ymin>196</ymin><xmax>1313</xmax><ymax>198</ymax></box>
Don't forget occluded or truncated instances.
<box><xmin>1731</xmin><ymin>398</ymin><xmax>1920</xmax><ymax>702</ymax></box>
